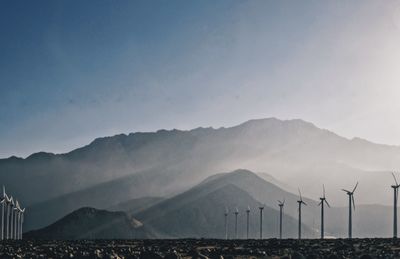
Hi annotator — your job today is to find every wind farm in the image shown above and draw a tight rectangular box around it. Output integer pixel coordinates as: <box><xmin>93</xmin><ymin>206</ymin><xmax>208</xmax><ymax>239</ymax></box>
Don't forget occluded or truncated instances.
<box><xmin>3</xmin><ymin>0</ymin><xmax>400</xmax><ymax>257</ymax></box>
<box><xmin>1</xmin><ymin>187</ymin><xmax>25</xmax><ymax>241</ymax></box>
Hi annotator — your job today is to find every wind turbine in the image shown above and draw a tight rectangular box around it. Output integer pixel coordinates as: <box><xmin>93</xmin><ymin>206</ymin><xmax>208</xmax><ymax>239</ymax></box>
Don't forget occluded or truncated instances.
<box><xmin>392</xmin><ymin>173</ymin><xmax>400</xmax><ymax>238</ymax></box>
<box><xmin>10</xmin><ymin>197</ymin><xmax>14</xmax><ymax>240</ymax></box>
<box><xmin>224</xmin><ymin>207</ymin><xmax>229</xmax><ymax>240</ymax></box>
<box><xmin>318</xmin><ymin>185</ymin><xmax>331</xmax><ymax>239</ymax></box>
<box><xmin>5</xmin><ymin>196</ymin><xmax>13</xmax><ymax>239</ymax></box>
<box><xmin>234</xmin><ymin>208</ymin><xmax>239</xmax><ymax>239</ymax></box>
<box><xmin>259</xmin><ymin>205</ymin><xmax>264</xmax><ymax>239</ymax></box>
<box><xmin>297</xmin><ymin>189</ymin><xmax>307</xmax><ymax>240</ymax></box>
<box><xmin>342</xmin><ymin>182</ymin><xmax>358</xmax><ymax>239</ymax></box>
<box><xmin>246</xmin><ymin>206</ymin><xmax>250</xmax><ymax>239</ymax></box>
<box><xmin>6</xmin><ymin>196</ymin><xmax>14</xmax><ymax>239</ymax></box>
<box><xmin>1</xmin><ymin>186</ymin><xmax>5</xmax><ymax>240</ymax></box>
<box><xmin>13</xmin><ymin>200</ymin><xmax>20</xmax><ymax>240</ymax></box>
<box><xmin>19</xmin><ymin>207</ymin><xmax>25</xmax><ymax>240</ymax></box>
<box><xmin>278</xmin><ymin>199</ymin><xmax>285</xmax><ymax>239</ymax></box>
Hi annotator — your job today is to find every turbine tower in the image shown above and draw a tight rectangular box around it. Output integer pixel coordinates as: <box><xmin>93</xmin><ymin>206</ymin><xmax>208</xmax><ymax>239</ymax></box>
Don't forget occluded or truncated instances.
<box><xmin>342</xmin><ymin>182</ymin><xmax>358</xmax><ymax>239</ymax></box>
<box><xmin>10</xmin><ymin>197</ymin><xmax>14</xmax><ymax>240</ymax></box>
<box><xmin>19</xmin><ymin>207</ymin><xmax>25</xmax><ymax>240</ymax></box>
<box><xmin>278</xmin><ymin>199</ymin><xmax>285</xmax><ymax>239</ymax></box>
<box><xmin>392</xmin><ymin>173</ymin><xmax>400</xmax><ymax>239</ymax></box>
<box><xmin>14</xmin><ymin>200</ymin><xmax>20</xmax><ymax>240</ymax></box>
<box><xmin>297</xmin><ymin>188</ymin><xmax>307</xmax><ymax>240</ymax></box>
<box><xmin>1</xmin><ymin>186</ymin><xmax>6</xmax><ymax>240</ymax></box>
<box><xmin>246</xmin><ymin>206</ymin><xmax>250</xmax><ymax>239</ymax></box>
<box><xmin>234</xmin><ymin>208</ymin><xmax>239</xmax><ymax>239</ymax></box>
<box><xmin>259</xmin><ymin>205</ymin><xmax>264</xmax><ymax>239</ymax></box>
<box><xmin>318</xmin><ymin>185</ymin><xmax>331</xmax><ymax>239</ymax></box>
<box><xmin>5</xmin><ymin>196</ymin><xmax>13</xmax><ymax>239</ymax></box>
<box><xmin>224</xmin><ymin>207</ymin><xmax>229</xmax><ymax>240</ymax></box>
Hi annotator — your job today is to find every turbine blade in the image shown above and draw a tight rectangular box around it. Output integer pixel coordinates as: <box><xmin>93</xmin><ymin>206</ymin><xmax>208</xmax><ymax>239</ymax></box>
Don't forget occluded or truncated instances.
<box><xmin>283</xmin><ymin>198</ymin><xmax>285</xmax><ymax>205</ymax></box>
<box><xmin>352</xmin><ymin>182</ymin><xmax>359</xmax><ymax>193</ymax></box>
<box><xmin>342</xmin><ymin>189</ymin><xmax>350</xmax><ymax>193</ymax></box>
<box><xmin>323</xmin><ymin>184</ymin><xmax>326</xmax><ymax>198</ymax></box>
<box><xmin>302</xmin><ymin>201</ymin><xmax>307</xmax><ymax>206</ymax></box>
<box><xmin>393</xmin><ymin>172</ymin><xmax>399</xmax><ymax>186</ymax></box>
<box><xmin>318</xmin><ymin>201</ymin><xmax>322</xmax><ymax>206</ymax></box>
<box><xmin>352</xmin><ymin>195</ymin><xmax>356</xmax><ymax>211</ymax></box>
<box><xmin>325</xmin><ymin>199</ymin><xmax>331</xmax><ymax>208</ymax></box>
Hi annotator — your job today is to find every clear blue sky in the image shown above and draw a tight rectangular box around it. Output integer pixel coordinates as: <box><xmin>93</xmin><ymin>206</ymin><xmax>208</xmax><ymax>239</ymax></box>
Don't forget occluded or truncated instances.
<box><xmin>2</xmin><ymin>0</ymin><xmax>400</xmax><ymax>158</ymax></box>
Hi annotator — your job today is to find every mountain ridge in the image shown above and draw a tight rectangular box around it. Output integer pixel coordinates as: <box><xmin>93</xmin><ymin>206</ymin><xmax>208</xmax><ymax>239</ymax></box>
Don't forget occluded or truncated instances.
<box><xmin>4</xmin><ymin>117</ymin><xmax>398</xmax><ymax>161</ymax></box>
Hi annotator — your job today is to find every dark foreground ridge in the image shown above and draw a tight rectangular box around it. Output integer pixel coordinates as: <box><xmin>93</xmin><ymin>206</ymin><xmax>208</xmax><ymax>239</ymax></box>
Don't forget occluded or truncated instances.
<box><xmin>2</xmin><ymin>239</ymin><xmax>400</xmax><ymax>258</ymax></box>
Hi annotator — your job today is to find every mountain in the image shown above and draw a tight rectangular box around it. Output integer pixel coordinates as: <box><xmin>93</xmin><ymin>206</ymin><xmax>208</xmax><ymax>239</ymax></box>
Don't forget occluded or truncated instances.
<box><xmin>3</xmin><ymin>117</ymin><xmax>400</xmax><ymax>231</ymax></box>
<box><xmin>24</xmin><ymin>169</ymin><xmax>395</xmax><ymax>239</ymax></box>
<box><xmin>134</xmin><ymin>170</ymin><xmax>316</xmax><ymax>238</ymax></box>
<box><xmin>190</xmin><ymin>169</ymin><xmax>320</xmax><ymax>230</ymax></box>
<box><xmin>24</xmin><ymin>170</ymin><xmax>174</xmax><ymax>231</ymax></box>
<box><xmin>24</xmin><ymin>207</ymin><xmax>152</xmax><ymax>240</ymax></box>
<box><xmin>25</xmin><ymin>170</ymin><xmax>316</xmax><ymax>239</ymax></box>
<box><xmin>108</xmin><ymin>196</ymin><xmax>164</xmax><ymax>215</ymax></box>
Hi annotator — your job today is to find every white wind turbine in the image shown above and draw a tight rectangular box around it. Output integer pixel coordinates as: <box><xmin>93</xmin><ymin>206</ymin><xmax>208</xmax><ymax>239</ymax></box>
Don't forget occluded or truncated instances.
<box><xmin>21</xmin><ymin>209</ymin><xmax>25</xmax><ymax>240</ymax></box>
<box><xmin>10</xmin><ymin>197</ymin><xmax>14</xmax><ymax>239</ymax></box>
<box><xmin>0</xmin><ymin>186</ymin><xmax>6</xmax><ymax>240</ymax></box>
<box><xmin>13</xmin><ymin>200</ymin><xmax>20</xmax><ymax>240</ymax></box>
<box><xmin>19</xmin><ymin>206</ymin><xmax>25</xmax><ymax>240</ymax></box>
<box><xmin>5</xmin><ymin>195</ymin><xmax>13</xmax><ymax>239</ymax></box>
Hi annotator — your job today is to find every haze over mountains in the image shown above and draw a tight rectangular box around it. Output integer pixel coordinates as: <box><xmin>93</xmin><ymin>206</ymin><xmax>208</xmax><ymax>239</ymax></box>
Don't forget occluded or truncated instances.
<box><xmin>26</xmin><ymin>169</ymin><xmax>395</xmax><ymax>239</ymax></box>
<box><xmin>1</xmin><ymin>117</ymin><xmax>400</xmax><ymax>236</ymax></box>
<box><xmin>26</xmin><ymin>170</ymin><xmax>315</xmax><ymax>239</ymax></box>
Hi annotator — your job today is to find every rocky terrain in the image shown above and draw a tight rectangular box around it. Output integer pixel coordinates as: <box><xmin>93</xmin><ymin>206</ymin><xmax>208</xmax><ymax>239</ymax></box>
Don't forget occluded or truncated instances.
<box><xmin>2</xmin><ymin>239</ymin><xmax>400</xmax><ymax>258</ymax></box>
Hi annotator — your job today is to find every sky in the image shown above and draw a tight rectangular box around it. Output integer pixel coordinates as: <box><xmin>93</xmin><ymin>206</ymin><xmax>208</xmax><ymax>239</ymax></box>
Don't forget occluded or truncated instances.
<box><xmin>2</xmin><ymin>0</ymin><xmax>400</xmax><ymax>158</ymax></box>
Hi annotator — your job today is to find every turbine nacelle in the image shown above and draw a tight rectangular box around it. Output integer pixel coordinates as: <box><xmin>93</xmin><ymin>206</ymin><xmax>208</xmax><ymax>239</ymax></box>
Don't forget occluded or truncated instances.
<box><xmin>391</xmin><ymin>172</ymin><xmax>400</xmax><ymax>189</ymax></box>
<box><xmin>297</xmin><ymin>189</ymin><xmax>307</xmax><ymax>206</ymax></box>
<box><xmin>224</xmin><ymin>207</ymin><xmax>229</xmax><ymax>216</ymax></box>
<box><xmin>342</xmin><ymin>182</ymin><xmax>358</xmax><ymax>211</ymax></box>
<box><xmin>318</xmin><ymin>185</ymin><xmax>331</xmax><ymax>207</ymax></box>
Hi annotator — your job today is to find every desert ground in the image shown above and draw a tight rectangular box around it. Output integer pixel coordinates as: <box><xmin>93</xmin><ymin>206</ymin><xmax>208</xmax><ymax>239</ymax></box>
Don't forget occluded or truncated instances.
<box><xmin>2</xmin><ymin>238</ymin><xmax>400</xmax><ymax>258</ymax></box>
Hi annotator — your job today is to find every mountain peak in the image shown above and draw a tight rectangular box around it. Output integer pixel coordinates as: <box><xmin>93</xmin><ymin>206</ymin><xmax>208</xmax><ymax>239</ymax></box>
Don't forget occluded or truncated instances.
<box><xmin>238</xmin><ymin>117</ymin><xmax>318</xmax><ymax>130</ymax></box>
<box><xmin>26</xmin><ymin>152</ymin><xmax>55</xmax><ymax>160</ymax></box>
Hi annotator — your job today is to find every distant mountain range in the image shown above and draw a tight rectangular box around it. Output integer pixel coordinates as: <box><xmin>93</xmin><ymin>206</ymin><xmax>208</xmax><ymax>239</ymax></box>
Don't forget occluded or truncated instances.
<box><xmin>25</xmin><ymin>169</ymin><xmax>397</xmax><ymax>239</ymax></box>
<box><xmin>26</xmin><ymin>170</ymin><xmax>315</xmax><ymax>239</ymax></box>
<box><xmin>1</xmin><ymin>117</ymin><xmax>400</xmax><ymax>236</ymax></box>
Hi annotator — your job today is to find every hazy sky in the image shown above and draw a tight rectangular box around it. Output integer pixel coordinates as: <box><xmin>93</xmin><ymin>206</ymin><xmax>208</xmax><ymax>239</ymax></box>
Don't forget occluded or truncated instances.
<box><xmin>2</xmin><ymin>0</ymin><xmax>400</xmax><ymax>158</ymax></box>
